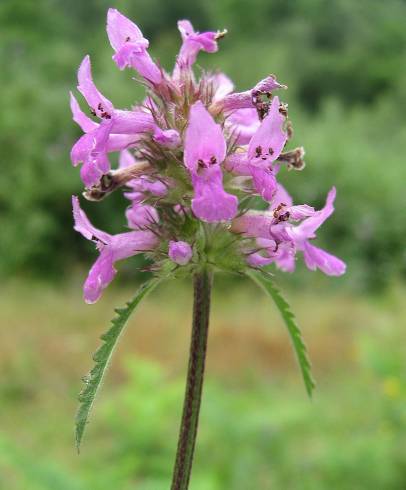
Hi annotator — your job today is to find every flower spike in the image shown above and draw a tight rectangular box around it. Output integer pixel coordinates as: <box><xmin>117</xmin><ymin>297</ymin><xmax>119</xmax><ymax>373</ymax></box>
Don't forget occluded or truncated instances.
<box><xmin>70</xmin><ymin>11</ymin><xmax>346</xmax><ymax>478</ymax></box>
<box><xmin>70</xmin><ymin>12</ymin><xmax>344</xmax><ymax>292</ymax></box>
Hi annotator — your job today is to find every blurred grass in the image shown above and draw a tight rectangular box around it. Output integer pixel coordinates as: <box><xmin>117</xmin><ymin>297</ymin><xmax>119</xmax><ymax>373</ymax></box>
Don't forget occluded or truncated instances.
<box><xmin>1</xmin><ymin>277</ymin><xmax>406</xmax><ymax>489</ymax></box>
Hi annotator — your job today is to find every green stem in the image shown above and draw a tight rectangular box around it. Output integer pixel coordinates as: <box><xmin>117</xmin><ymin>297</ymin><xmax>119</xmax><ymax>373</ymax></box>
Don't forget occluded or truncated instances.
<box><xmin>170</xmin><ymin>269</ymin><xmax>213</xmax><ymax>490</ymax></box>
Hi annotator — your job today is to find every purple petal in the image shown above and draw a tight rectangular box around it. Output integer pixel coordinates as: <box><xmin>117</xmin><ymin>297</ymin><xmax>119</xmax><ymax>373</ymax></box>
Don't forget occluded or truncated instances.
<box><xmin>302</xmin><ymin>242</ymin><xmax>346</xmax><ymax>276</ymax></box>
<box><xmin>70</xmin><ymin>92</ymin><xmax>98</xmax><ymax>133</ymax></box>
<box><xmin>183</xmin><ymin>100</ymin><xmax>236</xmax><ymax>221</ymax></box>
<box><xmin>248</xmin><ymin>96</ymin><xmax>287</xmax><ymax>164</ymax></box>
<box><xmin>211</xmin><ymin>73</ymin><xmax>234</xmax><ymax>103</ymax></box>
<box><xmin>291</xmin><ymin>187</ymin><xmax>336</xmax><ymax>240</ymax></box>
<box><xmin>109</xmin><ymin>110</ymin><xmax>178</xmax><ymax>145</ymax></box>
<box><xmin>84</xmin><ymin>247</ymin><xmax>116</xmax><ymax>304</ymax></box>
<box><xmin>83</xmin><ymin>230</ymin><xmax>156</xmax><ymax>303</ymax></box>
<box><xmin>247</xmin><ymin>252</ymin><xmax>275</xmax><ymax>267</ymax></box>
<box><xmin>250</xmin><ymin>166</ymin><xmax>277</xmax><ymax>201</ymax></box>
<box><xmin>168</xmin><ymin>240</ymin><xmax>193</xmax><ymax>265</ymax></box>
<box><xmin>223</xmin><ymin>75</ymin><xmax>286</xmax><ymax>111</ymax></box>
<box><xmin>289</xmin><ymin>205</ymin><xmax>316</xmax><ymax>220</ymax></box>
<box><xmin>224</xmin><ymin>152</ymin><xmax>251</xmax><ymax>175</ymax></box>
<box><xmin>126</xmin><ymin>176</ymin><xmax>168</xmax><ymax>198</ymax></box>
<box><xmin>126</xmin><ymin>203</ymin><xmax>158</xmax><ymax>230</ymax></box>
<box><xmin>72</xmin><ymin>196</ymin><xmax>111</xmax><ymax>243</ymax></box>
<box><xmin>74</xmin><ymin>192</ymin><xmax>158</xmax><ymax>303</ymax></box>
<box><xmin>71</xmin><ymin>132</ymin><xmax>93</xmax><ymax>167</ymax></box>
<box><xmin>107</xmin><ymin>9</ymin><xmax>162</xmax><ymax>84</ymax></box>
<box><xmin>184</xmin><ymin>101</ymin><xmax>226</xmax><ymax>172</ymax></box>
<box><xmin>112</xmin><ymin>41</ymin><xmax>149</xmax><ymax>69</ymax></box>
<box><xmin>270</xmin><ymin>183</ymin><xmax>293</xmax><ymax>209</ymax></box>
<box><xmin>119</xmin><ymin>149</ymin><xmax>136</xmax><ymax>168</ymax></box>
<box><xmin>232</xmin><ymin>212</ymin><xmax>274</xmax><ymax>239</ymax></box>
<box><xmin>123</xmin><ymin>191</ymin><xmax>144</xmax><ymax>203</ymax></box>
<box><xmin>106</xmin><ymin>8</ymin><xmax>144</xmax><ymax>51</ymax></box>
<box><xmin>106</xmin><ymin>134</ymin><xmax>139</xmax><ymax>152</ymax></box>
<box><xmin>110</xmin><ymin>109</ymin><xmax>154</xmax><ymax>134</ymax></box>
<box><xmin>77</xmin><ymin>55</ymin><xmax>114</xmax><ymax>118</ymax></box>
<box><xmin>106</xmin><ymin>10</ymin><xmax>162</xmax><ymax>83</ymax></box>
<box><xmin>274</xmin><ymin>245</ymin><xmax>296</xmax><ymax>272</ymax></box>
<box><xmin>269</xmin><ymin>186</ymin><xmax>315</xmax><ymax>220</ymax></box>
<box><xmin>118</xmin><ymin>48</ymin><xmax>162</xmax><ymax>84</ymax></box>
<box><xmin>71</xmin><ymin>121</ymin><xmax>112</xmax><ymax>187</ymax></box>
<box><xmin>80</xmin><ymin>157</ymin><xmax>108</xmax><ymax>188</ymax></box>
<box><xmin>232</xmin><ymin>211</ymin><xmax>292</xmax><ymax>242</ymax></box>
<box><xmin>176</xmin><ymin>20</ymin><xmax>218</xmax><ymax>71</ymax></box>
<box><xmin>153</xmin><ymin>127</ymin><xmax>181</xmax><ymax>148</ymax></box>
<box><xmin>222</xmin><ymin>91</ymin><xmax>253</xmax><ymax>111</ymax></box>
<box><xmin>246</xmin><ymin>239</ymin><xmax>295</xmax><ymax>270</ymax></box>
<box><xmin>254</xmin><ymin>75</ymin><xmax>287</xmax><ymax>93</ymax></box>
<box><xmin>226</xmin><ymin>108</ymin><xmax>260</xmax><ymax>145</ymax></box>
<box><xmin>191</xmin><ymin>168</ymin><xmax>238</xmax><ymax>222</ymax></box>
<box><xmin>110</xmin><ymin>230</ymin><xmax>158</xmax><ymax>260</ymax></box>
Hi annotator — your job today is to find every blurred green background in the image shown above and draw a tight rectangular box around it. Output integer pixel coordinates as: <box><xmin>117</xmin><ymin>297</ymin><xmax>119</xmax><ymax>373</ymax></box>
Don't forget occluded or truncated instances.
<box><xmin>1</xmin><ymin>0</ymin><xmax>406</xmax><ymax>488</ymax></box>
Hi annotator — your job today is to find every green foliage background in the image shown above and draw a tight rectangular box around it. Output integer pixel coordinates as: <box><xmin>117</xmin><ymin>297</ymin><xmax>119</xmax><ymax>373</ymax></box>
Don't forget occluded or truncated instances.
<box><xmin>1</xmin><ymin>0</ymin><xmax>405</xmax><ymax>287</ymax></box>
<box><xmin>1</xmin><ymin>2</ymin><xmax>406</xmax><ymax>488</ymax></box>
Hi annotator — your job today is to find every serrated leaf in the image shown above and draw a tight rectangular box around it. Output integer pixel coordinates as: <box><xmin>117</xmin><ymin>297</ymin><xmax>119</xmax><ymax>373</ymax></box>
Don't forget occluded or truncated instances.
<box><xmin>75</xmin><ymin>278</ymin><xmax>161</xmax><ymax>451</ymax></box>
<box><xmin>246</xmin><ymin>270</ymin><xmax>316</xmax><ymax>397</ymax></box>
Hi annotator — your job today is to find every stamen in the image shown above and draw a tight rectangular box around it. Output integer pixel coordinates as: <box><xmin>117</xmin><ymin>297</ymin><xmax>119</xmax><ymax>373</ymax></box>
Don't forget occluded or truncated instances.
<box><xmin>215</xmin><ymin>29</ymin><xmax>228</xmax><ymax>40</ymax></box>
<box><xmin>277</xmin><ymin>147</ymin><xmax>305</xmax><ymax>170</ymax></box>
<box><xmin>279</xmin><ymin>103</ymin><xmax>288</xmax><ymax>117</ymax></box>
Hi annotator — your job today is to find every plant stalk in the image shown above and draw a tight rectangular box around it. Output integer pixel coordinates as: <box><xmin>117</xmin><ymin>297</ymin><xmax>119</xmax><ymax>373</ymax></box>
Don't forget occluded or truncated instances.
<box><xmin>170</xmin><ymin>269</ymin><xmax>213</xmax><ymax>490</ymax></box>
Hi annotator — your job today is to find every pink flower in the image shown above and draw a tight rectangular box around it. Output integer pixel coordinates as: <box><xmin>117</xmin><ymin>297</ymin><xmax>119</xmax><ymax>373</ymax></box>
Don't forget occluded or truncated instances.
<box><xmin>287</xmin><ymin>188</ymin><xmax>346</xmax><ymax>276</ymax></box>
<box><xmin>72</xmin><ymin>196</ymin><xmax>158</xmax><ymax>303</ymax></box>
<box><xmin>174</xmin><ymin>20</ymin><xmax>220</xmax><ymax>78</ymax></box>
<box><xmin>184</xmin><ymin>101</ymin><xmax>238</xmax><ymax>222</ymax></box>
<box><xmin>246</xmin><ymin>96</ymin><xmax>288</xmax><ymax>200</ymax></box>
<box><xmin>70</xmin><ymin>118</ymin><xmax>113</xmax><ymax>188</ymax></box>
<box><xmin>222</xmin><ymin>75</ymin><xmax>286</xmax><ymax>111</ymax></box>
<box><xmin>106</xmin><ymin>9</ymin><xmax>162</xmax><ymax>84</ymax></box>
<box><xmin>232</xmin><ymin>186</ymin><xmax>345</xmax><ymax>276</ymax></box>
<box><xmin>225</xmin><ymin>96</ymin><xmax>288</xmax><ymax>201</ymax></box>
<box><xmin>70</xmin><ymin>57</ymin><xmax>179</xmax><ymax>186</ymax></box>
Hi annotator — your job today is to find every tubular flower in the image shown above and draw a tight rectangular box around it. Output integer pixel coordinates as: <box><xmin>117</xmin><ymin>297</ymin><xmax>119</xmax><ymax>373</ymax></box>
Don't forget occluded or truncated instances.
<box><xmin>174</xmin><ymin>20</ymin><xmax>221</xmax><ymax>80</ymax></box>
<box><xmin>106</xmin><ymin>8</ymin><xmax>162</xmax><ymax>83</ymax></box>
<box><xmin>72</xmin><ymin>196</ymin><xmax>158</xmax><ymax>303</ymax></box>
<box><xmin>70</xmin><ymin>8</ymin><xmax>345</xmax><ymax>303</ymax></box>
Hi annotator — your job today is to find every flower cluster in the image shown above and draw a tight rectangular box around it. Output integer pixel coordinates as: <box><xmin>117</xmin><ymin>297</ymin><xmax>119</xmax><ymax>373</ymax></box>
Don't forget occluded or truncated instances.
<box><xmin>70</xmin><ymin>9</ymin><xmax>345</xmax><ymax>304</ymax></box>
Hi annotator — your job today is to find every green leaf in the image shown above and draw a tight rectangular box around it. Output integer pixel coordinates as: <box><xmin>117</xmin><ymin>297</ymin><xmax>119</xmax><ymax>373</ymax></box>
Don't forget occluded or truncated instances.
<box><xmin>75</xmin><ymin>277</ymin><xmax>161</xmax><ymax>451</ymax></box>
<box><xmin>246</xmin><ymin>270</ymin><xmax>316</xmax><ymax>397</ymax></box>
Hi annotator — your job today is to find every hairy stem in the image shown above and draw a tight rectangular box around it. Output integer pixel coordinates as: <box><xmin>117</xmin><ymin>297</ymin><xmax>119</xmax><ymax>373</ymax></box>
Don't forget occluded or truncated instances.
<box><xmin>170</xmin><ymin>269</ymin><xmax>213</xmax><ymax>490</ymax></box>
